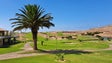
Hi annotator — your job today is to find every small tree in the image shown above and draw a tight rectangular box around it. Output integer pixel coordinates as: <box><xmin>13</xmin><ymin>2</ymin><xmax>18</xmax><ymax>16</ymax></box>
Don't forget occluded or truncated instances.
<box><xmin>55</xmin><ymin>53</ymin><xmax>65</xmax><ymax>61</ymax></box>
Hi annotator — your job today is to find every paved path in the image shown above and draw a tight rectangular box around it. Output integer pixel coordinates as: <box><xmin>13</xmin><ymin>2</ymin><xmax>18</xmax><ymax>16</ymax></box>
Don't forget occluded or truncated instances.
<box><xmin>0</xmin><ymin>42</ymin><xmax>45</xmax><ymax>60</ymax></box>
<box><xmin>23</xmin><ymin>42</ymin><xmax>33</xmax><ymax>51</ymax></box>
<box><xmin>0</xmin><ymin>52</ymin><xmax>38</xmax><ymax>60</ymax></box>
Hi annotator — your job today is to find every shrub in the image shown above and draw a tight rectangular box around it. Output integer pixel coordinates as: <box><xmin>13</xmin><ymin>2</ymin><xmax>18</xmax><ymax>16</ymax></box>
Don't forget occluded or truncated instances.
<box><xmin>55</xmin><ymin>53</ymin><xmax>65</xmax><ymax>61</ymax></box>
<box><xmin>66</xmin><ymin>36</ymin><xmax>72</xmax><ymax>40</ymax></box>
<box><xmin>78</xmin><ymin>39</ymin><xmax>82</xmax><ymax>42</ymax></box>
<box><xmin>96</xmin><ymin>35</ymin><xmax>104</xmax><ymax>40</ymax></box>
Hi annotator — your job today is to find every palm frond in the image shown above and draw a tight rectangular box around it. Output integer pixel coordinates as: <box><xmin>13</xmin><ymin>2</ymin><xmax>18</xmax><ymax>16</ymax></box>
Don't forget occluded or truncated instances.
<box><xmin>10</xmin><ymin>4</ymin><xmax>54</xmax><ymax>31</ymax></box>
<box><xmin>13</xmin><ymin>26</ymin><xmax>25</xmax><ymax>31</ymax></box>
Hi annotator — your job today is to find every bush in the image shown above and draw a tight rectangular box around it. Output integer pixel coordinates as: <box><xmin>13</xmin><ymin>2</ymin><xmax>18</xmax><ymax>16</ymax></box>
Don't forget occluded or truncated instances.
<box><xmin>55</xmin><ymin>53</ymin><xmax>65</xmax><ymax>61</ymax></box>
<box><xmin>107</xmin><ymin>38</ymin><xmax>111</xmax><ymax>41</ymax></box>
<box><xmin>67</xmin><ymin>36</ymin><xmax>72</xmax><ymax>40</ymax></box>
<box><xmin>86</xmin><ymin>32</ymin><xmax>102</xmax><ymax>36</ymax></box>
<box><xmin>96</xmin><ymin>35</ymin><xmax>104</xmax><ymax>40</ymax></box>
<box><xmin>78</xmin><ymin>39</ymin><xmax>82</xmax><ymax>42</ymax></box>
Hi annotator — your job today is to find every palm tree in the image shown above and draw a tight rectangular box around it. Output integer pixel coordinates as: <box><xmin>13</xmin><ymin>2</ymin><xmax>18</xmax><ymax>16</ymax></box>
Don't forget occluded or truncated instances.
<box><xmin>10</xmin><ymin>4</ymin><xmax>54</xmax><ymax>50</ymax></box>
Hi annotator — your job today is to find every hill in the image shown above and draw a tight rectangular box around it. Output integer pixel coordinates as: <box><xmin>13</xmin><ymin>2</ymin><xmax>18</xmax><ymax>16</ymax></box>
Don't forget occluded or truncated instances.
<box><xmin>84</xmin><ymin>25</ymin><xmax>112</xmax><ymax>38</ymax></box>
<box><xmin>86</xmin><ymin>25</ymin><xmax>112</xmax><ymax>32</ymax></box>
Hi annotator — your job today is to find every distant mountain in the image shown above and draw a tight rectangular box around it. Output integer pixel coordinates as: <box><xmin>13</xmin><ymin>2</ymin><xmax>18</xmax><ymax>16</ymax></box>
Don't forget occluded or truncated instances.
<box><xmin>39</xmin><ymin>25</ymin><xmax>112</xmax><ymax>38</ymax></box>
<box><xmin>84</xmin><ymin>25</ymin><xmax>112</xmax><ymax>37</ymax></box>
<box><xmin>85</xmin><ymin>25</ymin><xmax>112</xmax><ymax>32</ymax></box>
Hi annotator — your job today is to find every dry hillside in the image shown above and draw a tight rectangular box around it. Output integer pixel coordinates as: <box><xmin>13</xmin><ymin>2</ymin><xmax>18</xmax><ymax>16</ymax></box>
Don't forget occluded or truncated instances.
<box><xmin>84</xmin><ymin>25</ymin><xmax>112</xmax><ymax>37</ymax></box>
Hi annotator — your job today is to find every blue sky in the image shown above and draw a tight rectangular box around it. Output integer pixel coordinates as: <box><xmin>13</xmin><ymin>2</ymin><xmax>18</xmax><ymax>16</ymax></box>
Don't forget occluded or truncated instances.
<box><xmin>0</xmin><ymin>0</ymin><xmax>112</xmax><ymax>32</ymax></box>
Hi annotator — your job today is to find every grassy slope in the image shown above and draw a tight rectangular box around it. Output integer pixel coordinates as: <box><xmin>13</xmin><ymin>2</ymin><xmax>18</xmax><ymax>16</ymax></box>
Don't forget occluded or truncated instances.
<box><xmin>0</xmin><ymin>43</ymin><xmax>24</xmax><ymax>54</ymax></box>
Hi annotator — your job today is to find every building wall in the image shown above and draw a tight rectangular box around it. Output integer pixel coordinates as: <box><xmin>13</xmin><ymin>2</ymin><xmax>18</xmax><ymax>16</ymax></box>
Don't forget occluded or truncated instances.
<box><xmin>0</xmin><ymin>39</ymin><xmax>3</xmax><ymax>46</ymax></box>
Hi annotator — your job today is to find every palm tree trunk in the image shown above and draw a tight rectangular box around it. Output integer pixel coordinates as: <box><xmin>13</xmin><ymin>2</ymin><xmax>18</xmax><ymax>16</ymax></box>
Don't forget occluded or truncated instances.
<box><xmin>31</xmin><ymin>29</ymin><xmax>38</xmax><ymax>50</ymax></box>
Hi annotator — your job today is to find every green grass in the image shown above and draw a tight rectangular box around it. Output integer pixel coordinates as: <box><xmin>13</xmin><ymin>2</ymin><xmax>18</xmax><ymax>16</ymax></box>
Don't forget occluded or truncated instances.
<box><xmin>25</xmin><ymin>32</ymin><xmax>46</xmax><ymax>41</ymax></box>
<box><xmin>77</xmin><ymin>35</ymin><xmax>98</xmax><ymax>41</ymax></box>
<box><xmin>2</xmin><ymin>33</ymin><xmax>110</xmax><ymax>63</ymax></box>
<box><xmin>36</xmin><ymin>40</ymin><xmax>109</xmax><ymax>50</ymax></box>
<box><xmin>0</xmin><ymin>50</ymin><xmax>112</xmax><ymax>63</ymax></box>
<box><xmin>57</xmin><ymin>32</ymin><xmax>63</xmax><ymax>36</ymax></box>
<box><xmin>25</xmin><ymin>32</ymin><xmax>109</xmax><ymax>50</ymax></box>
<box><xmin>0</xmin><ymin>42</ymin><xmax>24</xmax><ymax>54</ymax></box>
<box><xmin>25</xmin><ymin>32</ymin><xmax>32</xmax><ymax>41</ymax></box>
